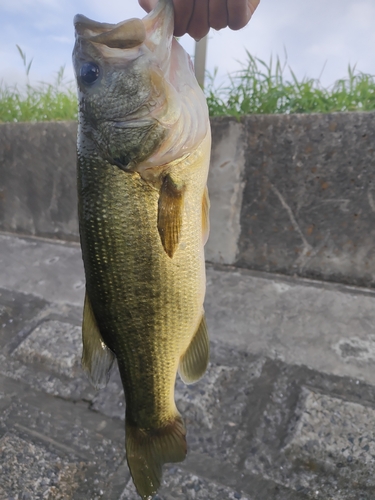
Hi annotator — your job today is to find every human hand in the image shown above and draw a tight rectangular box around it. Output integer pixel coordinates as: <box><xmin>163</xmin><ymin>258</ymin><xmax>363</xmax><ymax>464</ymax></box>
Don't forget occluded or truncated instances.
<box><xmin>138</xmin><ymin>0</ymin><xmax>260</xmax><ymax>40</ymax></box>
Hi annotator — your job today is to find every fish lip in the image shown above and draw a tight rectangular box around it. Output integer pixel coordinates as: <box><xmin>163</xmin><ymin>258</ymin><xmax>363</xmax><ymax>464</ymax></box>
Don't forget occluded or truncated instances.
<box><xmin>73</xmin><ymin>14</ymin><xmax>116</xmax><ymax>35</ymax></box>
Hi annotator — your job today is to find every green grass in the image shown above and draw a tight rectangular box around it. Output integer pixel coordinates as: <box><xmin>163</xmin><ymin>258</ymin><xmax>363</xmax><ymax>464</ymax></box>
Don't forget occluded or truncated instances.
<box><xmin>0</xmin><ymin>46</ymin><xmax>77</xmax><ymax>123</ymax></box>
<box><xmin>0</xmin><ymin>77</ymin><xmax>77</xmax><ymax>123</ymax></box>
<box><xmin>206</xmin><ymin>51</ymin><xmax>375</xmax><ymax>117</ymax></box>
<box><xmin>1</xmin><ymin>47</ymin><xmax>374</xmax><ymax>122</ymax></box>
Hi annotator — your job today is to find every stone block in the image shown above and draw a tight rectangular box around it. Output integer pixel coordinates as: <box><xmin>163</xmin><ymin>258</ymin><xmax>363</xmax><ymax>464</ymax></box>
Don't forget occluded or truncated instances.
<box><xmin>0</xmin><ymin>234</ymin><xmax>84</xmax><ymax>307</ymax></box>
<box><xmin>12</xmin><ymin>319</ymin><xmax>82</xmax><ymax>378</ymax></box>
<box><xmin>286</xmin><ymin>388</ymin><xmax>375</xmax><ymax>479</ymax></box>
<box><xmin>0</xmin><ymin>286</ymin><xmax>47</xmax><ymax>351</ymax></box>
<box><xmin>0</xmin><ymin>433</ymin><xmax>83</xmax><ymax>499</ymax></box>
<box><xmin>120</xmin><ymin>467</ymin><xmax>252</xmax><ymax>500</ymax></box>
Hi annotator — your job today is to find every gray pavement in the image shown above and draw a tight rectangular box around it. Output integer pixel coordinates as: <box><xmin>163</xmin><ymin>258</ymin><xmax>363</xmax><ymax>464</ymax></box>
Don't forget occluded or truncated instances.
<box><xmin>1</xmin><ymin>232</ymin><xmax>375</xmax><ymax>499</ymax></box>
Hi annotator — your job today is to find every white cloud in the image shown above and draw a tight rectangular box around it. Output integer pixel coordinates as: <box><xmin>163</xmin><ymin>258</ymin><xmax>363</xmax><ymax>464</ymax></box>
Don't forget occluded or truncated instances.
<box><xmin>345</xmin><ymin>1</ymin><xmax>375</xmax><ymax>29</ymax></box>
<box><xmin>308</xmin><ymin>38</ymin><xmax>346</xmax><ymax>58</ymax></box>
<box><xmin>50</xmin><ymin>36</ymin><xmax>72</xmax><ymax>44</ymax></box>
<box><xmin>0</xmin><ymin>0</ymin><xmax>374</xmax><ymax>90</ymax></box>
<box><xmin>1</xmin><ymin>0</ymin><xmax>62</xmax><ymax>14</ymax></box>
<box><xmin>80</xmin><ymin>0</ymin><xmax>145</xmax><ymax>22</ymax></box>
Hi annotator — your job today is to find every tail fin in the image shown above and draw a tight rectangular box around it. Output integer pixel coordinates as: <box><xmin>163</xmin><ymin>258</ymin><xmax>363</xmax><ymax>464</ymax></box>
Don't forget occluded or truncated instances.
<box><xmin>125</xmin><ymin>416</ymin><xmax>186</xmax><ymax>499</ymax></box>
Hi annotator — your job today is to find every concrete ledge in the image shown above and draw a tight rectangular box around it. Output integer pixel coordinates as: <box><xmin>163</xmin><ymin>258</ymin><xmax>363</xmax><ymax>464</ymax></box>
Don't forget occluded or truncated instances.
<box><xmin>0</xmin><ymin>122</ymin><xmax>78</xmax><ymax>241</ymax></box>
<box><xmin>1</xmin><ymin>113</ymin><xmax>374</xmax><ymax>286</ymax></box>
<box><xmin>237</xmin><ymin>112</ymin><xmax>375</xmax><ymax>288</ymax></box>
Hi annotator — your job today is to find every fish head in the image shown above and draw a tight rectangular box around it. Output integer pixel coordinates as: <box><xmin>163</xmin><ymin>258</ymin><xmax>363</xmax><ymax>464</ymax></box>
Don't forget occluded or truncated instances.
<box><xmin>73</xmin><ymin>0</ymin><xmax>209</xmax><ymax>176</ymax></box>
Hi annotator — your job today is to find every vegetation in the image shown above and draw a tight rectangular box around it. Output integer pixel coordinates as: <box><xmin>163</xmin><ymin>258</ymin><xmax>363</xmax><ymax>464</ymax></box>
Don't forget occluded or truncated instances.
<box><xmin>0</xmin><ymin>47</ymin><xmax>374</xmax><ymax>122</ymax></box>
<box><xmin>206</xmin><ymin>51</ymin><xmax>375</xmax><ymax>117</ymax></box>
<box><xmin>0</xmin><ymin>46</ymin><xmax>77</xmax><ymax>123</ymax></box>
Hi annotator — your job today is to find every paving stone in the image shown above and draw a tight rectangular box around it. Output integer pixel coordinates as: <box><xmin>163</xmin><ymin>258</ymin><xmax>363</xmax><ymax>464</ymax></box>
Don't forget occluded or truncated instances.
<box><xmin>1</xmin><ymin>389</ymin><xmax>123</xmax><ymax>465</ymax></box>
<box><xmin>176</xmin><ymin>364</ymin><xmax>237</xmax><ymax>430</ymax></box>
<box><xmin>0</xmin><ymin>295</ymin><xmax>93</xmax><ymax>401</ymax></box>
<box><xmin>4</xmin><ymin>233</ymin><xmax>375</xmax><ymax>499</ymax></box>
<box><xmin>0</xmin><ymin>433</ymin><xmax>84</xmax><ymax>499</ymax></box>
<box><xmin>0</xmin><ymin>234</ymin><xmax>84</xmax><ymax>307</ymax></box>
<box><xmin>0</xmin><ymin>374</ymin><xmax>129</xmax><ymax>499</ymax></box>
<box><xmin>183</xmin><ymin>452</ymin><xmax>308</xmax><ymax>500</ymax></box>
<box><xmin>0</xmin><ymin>287</ymin><xmax>47</xmax><ymax>351</ymax></box>
<box><xmin>91</xmin><ymin>365</ymin><xmax>125</xmax><ymax>420</ymax></box>
<box><xmin>205</xmin><ymin>266</ymin><xmax>375</xmax><ymax>387</ymax></box>
<box><xmin>12</xmin><ymin>320</ymin><xmax>82</xmax><ymax>378</ymax></box>
<box><xmin>120</xmin><ymin>467</ymin><xmax>254</xmax><ymax>500</ymax></box>
<box><xmin>0</xmin><ymin>349</ymin><xmax>93</xmax><ymax>401</ymax></box>
<box><xmin>182</xmin><ymin>354</ymin><xmax>265</xmax><ymax>467</ymax></box>
<box><xmin>286</xmin><ymin>389</ymin><xmax>375</xmax><ymax>483</ymax></box>
<box><xmin>244</xmin><ymin>365</ymin><xmax>375</xmax><ymax>500</ymax></box>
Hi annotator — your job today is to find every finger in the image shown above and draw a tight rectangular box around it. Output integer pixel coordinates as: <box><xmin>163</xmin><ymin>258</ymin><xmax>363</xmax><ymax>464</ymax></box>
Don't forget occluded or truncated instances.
<box><xmin>227</xmin><ymin>0</ymin><xmax>260</xmax><ymax>30</ymax></box>
<box><xmin>172</xmin><ymin>0</ymin><xmax>195</xmax><ymax>37</ymax></box>
<box><xmin>209</xmin><ymin>0</ymin><xmax>228</xmax><ymax>31</ymax></box>
<box><xmin>138</xmin><ymin>0</ymin><xmax>157</xmax><ymax>13</ymax></box>
<box><xmin>187</xmin><ymin>0</ymin><xmax>210</xmax><ymax>40</ymax></box>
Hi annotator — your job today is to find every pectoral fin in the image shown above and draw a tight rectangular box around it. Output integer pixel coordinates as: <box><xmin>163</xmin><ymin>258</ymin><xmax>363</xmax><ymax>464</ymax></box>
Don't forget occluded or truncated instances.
<box><xmin>82</xmin><ymin>291</ymin><xmax>115</xmax><ymax>389</ymax></box>
<box><xmin>157</xmin><ymin>174</ymin><xmax>185</xmax><ymax>258</ymax></box>
<box><xmin>202</xmin><ymin>186</ymin><xmax>210</xmax><ymax>246</ymax></box>
<box><xmin>179</xmin><ymin>314</ymin><xmax>209</xmax><ymax>385</ymax></box>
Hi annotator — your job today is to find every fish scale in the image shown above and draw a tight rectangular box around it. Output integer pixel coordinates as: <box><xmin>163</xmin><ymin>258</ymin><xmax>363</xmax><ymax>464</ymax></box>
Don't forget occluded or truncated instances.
<box><xmin>78</xmin><ymin>145</ymin><xmax>208</xmax><ymax>425</ymax></box>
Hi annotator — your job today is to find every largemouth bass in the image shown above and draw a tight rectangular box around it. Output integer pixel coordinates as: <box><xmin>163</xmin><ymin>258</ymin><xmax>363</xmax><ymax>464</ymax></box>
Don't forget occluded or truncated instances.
<box><xmin>72</xmin><ymin>0</ymin><xmax>211</xmax><ymax>498</ymax></box>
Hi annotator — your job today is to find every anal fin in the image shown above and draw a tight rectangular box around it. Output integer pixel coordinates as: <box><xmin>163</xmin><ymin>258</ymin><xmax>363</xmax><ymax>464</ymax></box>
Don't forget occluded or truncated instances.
<box><xmin>157</xmin><ymin>174</ymin><xmax>185</xmax><ymax>258</ymax></box>
<box><xmin>82</xmin><ymin>291</ymin><xmax>115</xmax><ymax>389</ymax></box>
<box><xmin>179</xmin><ymin>314</ymin><xmax>209</xmax><ymax>385</ymax></box>
<box><xmin>126</xmin><ymin>415</ymin><xmax>186</xmax><ymax>500</ymax></box>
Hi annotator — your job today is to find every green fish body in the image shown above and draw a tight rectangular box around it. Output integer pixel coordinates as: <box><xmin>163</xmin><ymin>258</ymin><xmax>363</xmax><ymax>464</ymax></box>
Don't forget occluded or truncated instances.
<box><xmin>72</xmin><ymin>1</ymin><xmax>211</xmax><ymax>498</ymax></box>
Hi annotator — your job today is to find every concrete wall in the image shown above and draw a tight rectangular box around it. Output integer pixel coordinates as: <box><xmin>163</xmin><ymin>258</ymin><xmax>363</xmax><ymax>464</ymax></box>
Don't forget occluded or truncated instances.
<box><xmin>0</xmin><ymin>122</ymin><xmax>78</xmax><ymax>241</ymax></box>
<box><xmin>1</xmin><ymin>113</ymin><xmax>375</xmax><ymax>286</ymax></box>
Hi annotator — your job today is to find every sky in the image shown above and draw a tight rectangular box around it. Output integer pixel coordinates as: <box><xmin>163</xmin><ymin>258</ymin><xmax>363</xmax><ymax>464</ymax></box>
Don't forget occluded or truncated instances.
<box><xmin>0</xmin><ymin>0</ymin><xmax>374</xmax><ymax>90</ymax></box>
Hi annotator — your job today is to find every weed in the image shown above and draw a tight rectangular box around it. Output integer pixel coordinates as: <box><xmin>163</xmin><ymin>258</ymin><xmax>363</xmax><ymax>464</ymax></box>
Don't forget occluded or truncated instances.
<box><xmin>0</xmin><ymin>47</ymin><xmax>374</xmax><ymax>122</ymax></box>
<box><xmin>206</xmin><ymin>52</ymin><xmax>375</xmax><ymax>116</ymax></box>
<box><xmin>0</xmin><ymin>47</ymin><xmax>77</xmax><ymax>123</ymax></box>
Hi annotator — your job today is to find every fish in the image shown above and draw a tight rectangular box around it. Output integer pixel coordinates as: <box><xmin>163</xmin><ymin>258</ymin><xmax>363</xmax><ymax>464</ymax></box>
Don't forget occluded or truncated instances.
<box><xmin>72</xmin><ymin>0</ymin><xmax>211</xmax><ymax>498</ymax></box>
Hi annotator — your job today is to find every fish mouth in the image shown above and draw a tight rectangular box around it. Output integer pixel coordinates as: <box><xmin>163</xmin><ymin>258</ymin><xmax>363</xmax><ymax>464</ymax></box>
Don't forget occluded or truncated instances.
<box><xmin>74</xmin><ymin>16</ymin><xmax>146</xmax><ymax>50</ymax></box>
<box><xmin>73</xmin><ymin>0</ymin><xmax>173</xmax><ymax>61</ymax></box>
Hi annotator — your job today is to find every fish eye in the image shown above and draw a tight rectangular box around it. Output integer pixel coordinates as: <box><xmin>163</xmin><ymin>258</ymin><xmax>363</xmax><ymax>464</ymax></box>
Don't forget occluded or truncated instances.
<box><xmin>80</xmin><ymin>62</ymin><xmax>100</xmax><ymax>85</ymax></box>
